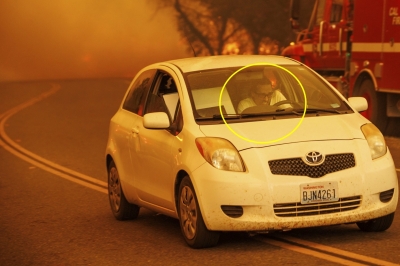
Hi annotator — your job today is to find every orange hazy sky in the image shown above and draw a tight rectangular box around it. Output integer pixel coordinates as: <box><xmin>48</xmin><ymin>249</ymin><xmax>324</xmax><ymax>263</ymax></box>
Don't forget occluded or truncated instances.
<box><xmin>0</xmin><ymin>0</ymin><xmax>190</xmax><ymax>81</ymax></box>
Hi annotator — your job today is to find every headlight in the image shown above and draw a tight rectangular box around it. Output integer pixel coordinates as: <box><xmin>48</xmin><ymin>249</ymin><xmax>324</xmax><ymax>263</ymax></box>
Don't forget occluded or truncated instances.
<box><xmin>195</xmin><ymin>137</ymin><xmax>245</xmax><ymax>172</ymax></box>
<box><xmin>361</xmin><ymin>123</ymin><xmax>387</xmax><ymax>160</ymax></box>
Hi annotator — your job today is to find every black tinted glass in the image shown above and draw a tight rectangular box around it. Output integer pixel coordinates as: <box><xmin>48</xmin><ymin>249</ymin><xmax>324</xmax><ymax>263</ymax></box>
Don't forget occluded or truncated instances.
<box><xmin>123</xmin><ymin>69</ymin><xmax>156</xmax><ymax>115</ymax></box>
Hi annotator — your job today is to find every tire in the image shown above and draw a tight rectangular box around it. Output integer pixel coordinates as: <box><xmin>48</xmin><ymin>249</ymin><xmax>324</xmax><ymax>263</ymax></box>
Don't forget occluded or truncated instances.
<box><xmin>356</xmin><ymin>212</ymin><xmax>395</xmax><ymax>232</ymax></box>
<box><xmin>178</xmin><ymin>176</ymin><xmax>220</xmax><ymax>248</ymax></box>
<box><xmin>108</xmin><ymin>160</ymin><xmax>140</xmax><ymax>220</ymax></box>
<box><xmin>354</xmin><ymin>79</ymin><xmax>388</xmax><ymax>132</ymax></box>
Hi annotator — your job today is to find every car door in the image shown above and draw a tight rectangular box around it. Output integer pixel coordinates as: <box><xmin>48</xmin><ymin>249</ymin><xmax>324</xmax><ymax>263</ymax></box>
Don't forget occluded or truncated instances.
<box><xmin>382</xmin><ymin>0</ymin><xmax>400</xmax><ymax>91</ymax></box>
<box><xmin>118</xmin><ymin>69</ymin><xmax>155</xmax><ymax>201</ymax></box>
<box><xmin>325</xmin><ymin>0</ymin><xmax>347</xmax><ymax>69</ymax></box>
<box><xmin>303</xmin><ymin>0</ymin><xmax>329</xmax><ymax>70</ymax></box>
<box><xmin>129</xmin><ymin>70</ymin><xmax>182</xmax><ymax>210</ymax></box>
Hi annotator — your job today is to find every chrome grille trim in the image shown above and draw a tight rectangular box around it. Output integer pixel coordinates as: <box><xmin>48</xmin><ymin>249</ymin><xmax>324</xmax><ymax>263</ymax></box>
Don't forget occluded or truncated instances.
<box><xmin>268</xmin><ymin>153</ymin><xmax>355</xmax><ymax>178</ymax></box>
<box><xmin>274</xmin><ymin>196</ymin><xmax>361</xmax><ymax>217</ymax></box>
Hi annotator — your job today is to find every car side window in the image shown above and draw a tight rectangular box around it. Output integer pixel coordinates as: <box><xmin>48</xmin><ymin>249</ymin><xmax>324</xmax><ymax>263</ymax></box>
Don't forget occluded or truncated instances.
<box><xmin>143</xmin><ymin>71</ymin><xmax>183</xmax><ymax>135</ymax></box>
<box><xmin>123</xmin><ymin>69</ymin><xmax>156</xmax><ymax>115</ymax></box>
<box><xmin>330</xmin><ymin>0</ymin><xmax>343</xmax><ymax>23</ymax></box>
<box><xmin>145</xmin><ymin>72</ymin><xmax>179</xmax><ymax>120</ymax></box>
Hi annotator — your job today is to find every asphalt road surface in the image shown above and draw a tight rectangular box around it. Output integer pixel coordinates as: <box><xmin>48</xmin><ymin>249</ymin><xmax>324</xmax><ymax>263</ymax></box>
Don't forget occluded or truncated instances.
<box><xmin>1</xmin><ymin>79</ymin><xmax>400</xmax><ymax>266</ymax></box>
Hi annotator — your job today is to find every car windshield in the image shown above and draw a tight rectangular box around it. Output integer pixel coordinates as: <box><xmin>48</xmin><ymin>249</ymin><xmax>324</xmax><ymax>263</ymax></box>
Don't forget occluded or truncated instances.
<box><xmin>184</xmin><ymin>65</ymin><xmax>352</xmax><ymax>123</ymax></box>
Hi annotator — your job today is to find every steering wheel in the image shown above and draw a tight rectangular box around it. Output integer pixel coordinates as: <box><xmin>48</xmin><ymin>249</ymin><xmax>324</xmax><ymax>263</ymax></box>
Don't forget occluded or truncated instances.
<box><xmin>241</xmin><ymin>104</ymin><xmax>276</xmax><ymax>114</ymax></box>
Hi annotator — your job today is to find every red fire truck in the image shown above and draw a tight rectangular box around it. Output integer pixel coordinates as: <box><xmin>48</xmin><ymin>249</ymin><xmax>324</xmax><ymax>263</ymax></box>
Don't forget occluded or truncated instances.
<box><xmin>282</xmin><ymin>0</ymin><xmax>400</xmax><ymax>135</ymax></box>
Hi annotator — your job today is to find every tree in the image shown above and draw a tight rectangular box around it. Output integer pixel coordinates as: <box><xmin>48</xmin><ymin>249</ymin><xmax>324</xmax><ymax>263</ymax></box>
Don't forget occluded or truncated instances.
<box><xmin>229</xmin><ymin>0</ymin><xmax>293</xmax><ymax>54</ymax></box>
<box><xmin>152</xmin><ymin>0</ymin><xmax>294</xmax><ymax>56</ymax></box>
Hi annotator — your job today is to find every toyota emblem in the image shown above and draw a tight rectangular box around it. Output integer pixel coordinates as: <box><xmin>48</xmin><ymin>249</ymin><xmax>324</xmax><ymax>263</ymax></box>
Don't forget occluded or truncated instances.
<box><xmin>303</xmin><ymin>151</ymin><xmax>325</xmax><ymax>166</ymax></box>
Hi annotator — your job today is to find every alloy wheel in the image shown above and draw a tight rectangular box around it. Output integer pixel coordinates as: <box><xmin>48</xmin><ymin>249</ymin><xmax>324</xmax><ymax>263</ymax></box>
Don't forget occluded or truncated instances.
<box><xmin>109</xmin><ymin>167</ymin><xmax>121</xmax><ymax>212</ymax></box>
<box><xmin>179</xmin><ymin>186</ymin><xmax>197</xmax><ymax>240</ymax></box>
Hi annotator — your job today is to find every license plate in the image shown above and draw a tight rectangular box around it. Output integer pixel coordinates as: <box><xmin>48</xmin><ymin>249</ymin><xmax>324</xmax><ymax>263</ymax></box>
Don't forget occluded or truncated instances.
<box><xmin>300</xmin><ymin>182</ymin><xmax>339</xmax><ymax>204</ymax></box>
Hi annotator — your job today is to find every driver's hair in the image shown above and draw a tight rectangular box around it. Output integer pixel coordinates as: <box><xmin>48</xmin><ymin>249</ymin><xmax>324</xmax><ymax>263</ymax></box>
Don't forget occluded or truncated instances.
<box><xmin>251</xmin><ymin>78</ymin><xmax>272</xmax><ymax>94</ymax></box>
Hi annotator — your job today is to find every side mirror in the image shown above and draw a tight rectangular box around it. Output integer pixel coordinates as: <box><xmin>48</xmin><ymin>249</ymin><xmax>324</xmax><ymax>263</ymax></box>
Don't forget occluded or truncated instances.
<box><xmin>348</xmin><ymin>97</ymin><xmax>368</xmax><ymax>112</ymax></box>
<box><xmin>291</xmin><ymin>18</ymin><xmax>300</xmax><ymax>30</ymax></box>
<box><xmin>143</xmin><ymin>112</ymin><xmax>170</xmax><ymax>129</ymax></box>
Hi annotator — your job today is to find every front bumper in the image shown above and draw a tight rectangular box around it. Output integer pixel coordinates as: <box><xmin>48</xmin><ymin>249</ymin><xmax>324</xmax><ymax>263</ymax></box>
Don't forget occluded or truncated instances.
<box><xmin>191</xmin><ymin>140</ymin><xmax>398</xmax><ymax>231</ymax></box>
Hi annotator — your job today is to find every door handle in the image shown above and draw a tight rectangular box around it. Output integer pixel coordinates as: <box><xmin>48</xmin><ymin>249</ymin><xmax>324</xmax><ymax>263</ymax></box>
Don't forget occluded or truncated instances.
<box><xmin>132</xmin><ymin>127</ymin><xmax>139</xmax><ymax>134</ymax></box>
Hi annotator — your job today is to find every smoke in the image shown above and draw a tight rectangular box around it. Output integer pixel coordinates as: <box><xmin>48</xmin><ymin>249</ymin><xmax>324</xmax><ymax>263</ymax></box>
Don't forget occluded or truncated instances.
<box><xmin>0</xmin><ymin>0</ymin><xmax>189</xmax><ymax>81</ymax></box>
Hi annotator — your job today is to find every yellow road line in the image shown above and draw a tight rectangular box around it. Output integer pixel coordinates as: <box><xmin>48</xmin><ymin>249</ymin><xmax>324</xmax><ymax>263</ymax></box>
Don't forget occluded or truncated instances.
<box><xmin>0</xmin><ymin>137</ymin><xmax>107</xmax><ymax>194</ymax></box>
<box><xmin>277</xmin><ymin>235</ymin><xmax>400</xmax><ymax>266</ymax></box>
<box><xmin>0</xmin><ymin>84</ymin><xmax>107</xmax><ymax>192</ymax></box>
<box><xmin>256</xmin><ymin>236</ymin><xmax>367</xmax><ymax>266</ymax></box>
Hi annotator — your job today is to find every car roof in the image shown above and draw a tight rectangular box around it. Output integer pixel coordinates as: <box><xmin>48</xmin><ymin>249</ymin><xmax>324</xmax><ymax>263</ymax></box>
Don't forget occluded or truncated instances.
<box><xmin>157</xmin><ymin>55</ymin><xmax>300</xmax><ymax>73</ymax></box>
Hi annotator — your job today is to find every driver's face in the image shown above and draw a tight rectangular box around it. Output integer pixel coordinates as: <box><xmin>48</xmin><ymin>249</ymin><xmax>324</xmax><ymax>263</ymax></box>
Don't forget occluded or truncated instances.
<box><xmin>252</xmin><ymin>84</ymin><xmax>272</xmax><ymax>105</ymax></box>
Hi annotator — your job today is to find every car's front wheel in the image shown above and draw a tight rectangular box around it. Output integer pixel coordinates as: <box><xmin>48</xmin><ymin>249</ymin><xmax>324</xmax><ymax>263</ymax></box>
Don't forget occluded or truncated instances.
<box><xmin>108</xmin><ymin>160</ymin><xmax>140</xmax><ymax>220</ymax></box>
<box><xmin>356</xmin><ymin>212</ymin><xmax>395</xmax><ymax>232</ymax></box>
<box><xmin>178</xmin><ymin>176</ymin><xmax>220</xmax><ymax>248</ymax></box>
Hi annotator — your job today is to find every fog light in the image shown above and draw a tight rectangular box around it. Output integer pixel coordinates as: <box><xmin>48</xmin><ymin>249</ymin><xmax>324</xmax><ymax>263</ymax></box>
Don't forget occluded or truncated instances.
<box><xmin>380</xmin><ymin>189</ymin><xmax>394</xmax><ymax>203</ymax></box>
<box><xmin>221</xmin><ymin>205</ymin><xmax>243</xmax><ymax>218</ymax></box>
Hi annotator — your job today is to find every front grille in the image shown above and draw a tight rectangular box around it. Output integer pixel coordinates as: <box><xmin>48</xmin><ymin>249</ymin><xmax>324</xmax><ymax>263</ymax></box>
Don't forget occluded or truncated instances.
<box><xmin>268</xmin><ymin>153</ymin><xmax>355</xmax><ymax>178</ymax></box>
<box><xmin>274</xmin><ymin>196</ymin><xmax>361</xmax><ymax>217</ymax></box>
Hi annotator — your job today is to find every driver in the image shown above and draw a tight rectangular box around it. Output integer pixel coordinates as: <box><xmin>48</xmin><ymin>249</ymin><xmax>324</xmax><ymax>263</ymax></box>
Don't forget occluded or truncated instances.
<box><xmin>237</xmin><ymin>78</ymin><xmax>290</xmax><ymax>114</ymax></box>
<box><xmin>237</xmin><ymin>79</ymin><xmax>272</xmax><ymax>114</ymax></box>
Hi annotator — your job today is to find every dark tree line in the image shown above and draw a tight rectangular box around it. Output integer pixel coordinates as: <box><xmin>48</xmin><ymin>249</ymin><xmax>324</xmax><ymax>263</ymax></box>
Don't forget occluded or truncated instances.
<box><xmin>152</xmin><ymin>0</ymin><xmax>297</xmax><ymax>56</ymax></box>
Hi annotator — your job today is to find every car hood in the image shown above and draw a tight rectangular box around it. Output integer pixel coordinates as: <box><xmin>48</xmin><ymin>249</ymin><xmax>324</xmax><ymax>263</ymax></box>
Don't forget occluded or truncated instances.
<box><xmin>198</xmin><ymin>114</ymin><xmax>369</xmax><ymax>150</ymax></box>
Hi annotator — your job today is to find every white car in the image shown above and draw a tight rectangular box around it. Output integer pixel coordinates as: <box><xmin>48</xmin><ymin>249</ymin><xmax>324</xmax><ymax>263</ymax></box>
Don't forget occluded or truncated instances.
<box><xmin>105</xmin><ymin>55</ymin><xmax>398</xmax><ymax>248</ymax></box>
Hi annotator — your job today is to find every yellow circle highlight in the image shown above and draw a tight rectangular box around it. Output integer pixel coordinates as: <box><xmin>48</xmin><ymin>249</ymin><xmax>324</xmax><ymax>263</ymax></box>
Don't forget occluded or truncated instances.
<box><xmin>218</xmin><ymin>63</ymin><xmax>307</xmax><ymax>144</ymax></box>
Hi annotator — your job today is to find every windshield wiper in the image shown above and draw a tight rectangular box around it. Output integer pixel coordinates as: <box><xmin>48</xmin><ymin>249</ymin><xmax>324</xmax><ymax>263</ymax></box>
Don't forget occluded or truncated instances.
<box><xmin>195</xmin><ymin>114</ymin><xmax>242</xmax><ymax>120</ymax></box>
<box><xmin>195</xmin><ymin>108</ymin><xmax>343</xmax><ymax>121</ymax></box>
<box><xmin>292</xmin><ymin>108</ymin><xmax>343</xmax><ymax>114</ymax></box>
<box><xmin>196</xmin><ymin>112</ymin><xmax>284</xmax><ymax>121</ymax></box>
<box><xmin>218</xmin><ymin>111</ymin><xmax>304</xmax><ymax>119</ymax></box>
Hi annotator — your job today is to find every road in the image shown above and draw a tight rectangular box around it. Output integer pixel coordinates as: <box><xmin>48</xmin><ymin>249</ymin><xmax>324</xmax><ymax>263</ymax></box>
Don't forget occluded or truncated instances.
<box><xmin>1</xmin><ymin>79</ymin><xmax>399</xmax><ymax>265</ymax></box>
